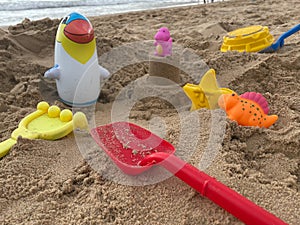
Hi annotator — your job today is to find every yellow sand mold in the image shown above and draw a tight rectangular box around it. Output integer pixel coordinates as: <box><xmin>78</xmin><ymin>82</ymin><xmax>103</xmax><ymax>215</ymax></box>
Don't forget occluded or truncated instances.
<box><xmin>221</xmin><ymin>25</ymin><xmax>274</xmax><ymax>52</ymax></box>
<box><xmin>183</xmin><ymin>69</ymin><xmax>234</xmax><ymax>110</ymax></box>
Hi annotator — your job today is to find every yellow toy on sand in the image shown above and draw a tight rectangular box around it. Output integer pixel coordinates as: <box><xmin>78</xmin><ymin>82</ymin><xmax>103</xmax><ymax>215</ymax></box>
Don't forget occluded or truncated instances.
<box><xmin>0</xmin><ymin>101</ymin><xmax>88</xmax><ymax>158</ymax></box>
<box><xmin>220</xmin><ymin>25</ymin><xmax>274</xmax><ymax>53</ymax></box>
<box><xmin>183</xmin><ymin>69</ymin><xmax>234</xmax><ymax>110</ymax></box>
<box><xmin>220</xmin><ymin>24</ymin><xmax>300</xmax><ymax>53</ymax></box>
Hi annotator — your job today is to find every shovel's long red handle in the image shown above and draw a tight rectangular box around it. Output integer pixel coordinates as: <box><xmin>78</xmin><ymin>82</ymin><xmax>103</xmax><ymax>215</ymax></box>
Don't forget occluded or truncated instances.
<box><xmin>140</xmin><ymin>152</ymin><xmax>288</xmax><ymax>225</ymax></box>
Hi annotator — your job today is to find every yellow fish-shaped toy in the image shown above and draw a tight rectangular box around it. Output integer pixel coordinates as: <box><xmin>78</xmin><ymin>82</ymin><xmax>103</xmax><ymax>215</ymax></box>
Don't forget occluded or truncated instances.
<box><xmin>183</xmin><ymin>69</ymin><xmax>234</xmax><ymax>110</ymax></box>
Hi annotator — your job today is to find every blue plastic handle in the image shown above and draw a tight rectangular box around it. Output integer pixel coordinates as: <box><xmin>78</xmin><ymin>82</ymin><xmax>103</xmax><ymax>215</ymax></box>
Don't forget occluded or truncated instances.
<box><xmin>277</xmin><ymin>24</ymin><xmax>300</xmax><ymax>47</ymax></box>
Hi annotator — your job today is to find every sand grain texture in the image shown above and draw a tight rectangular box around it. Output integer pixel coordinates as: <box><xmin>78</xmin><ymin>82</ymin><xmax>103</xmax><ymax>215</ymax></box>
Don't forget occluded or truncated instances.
<box><xmin>0</xmin><ymin>0</ymin><xmax>300</xmax><ymax>224</ymax></box>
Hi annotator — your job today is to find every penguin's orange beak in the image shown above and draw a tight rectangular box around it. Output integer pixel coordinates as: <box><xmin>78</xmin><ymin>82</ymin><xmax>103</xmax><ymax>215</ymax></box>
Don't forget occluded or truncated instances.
<box><xmin>64</xmin><ymin>19</ymin><xmax>94</xmax><ymax>44</ymax></box>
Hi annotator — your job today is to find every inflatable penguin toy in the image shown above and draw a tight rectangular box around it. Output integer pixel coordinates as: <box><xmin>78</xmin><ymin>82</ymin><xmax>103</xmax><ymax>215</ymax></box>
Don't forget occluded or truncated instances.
<box><xmin>44</xmin><ymin>12</ymin><xmax>110</xmax><ymax>107</ymax></box>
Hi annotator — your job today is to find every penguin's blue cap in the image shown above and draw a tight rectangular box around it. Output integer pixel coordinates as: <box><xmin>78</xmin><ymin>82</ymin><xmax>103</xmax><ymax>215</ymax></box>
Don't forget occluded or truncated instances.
<box><xmin>61</xmin><ymin>12</ymin><xmax>89</xmax><ymax>25</ymax></box>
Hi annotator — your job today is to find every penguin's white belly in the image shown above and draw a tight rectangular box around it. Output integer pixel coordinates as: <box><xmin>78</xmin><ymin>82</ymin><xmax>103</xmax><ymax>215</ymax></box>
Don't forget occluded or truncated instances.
<box><xmin>54</xmin><ymin>43</ymin><xmax>100</xmax><ymax>106</ymax></box>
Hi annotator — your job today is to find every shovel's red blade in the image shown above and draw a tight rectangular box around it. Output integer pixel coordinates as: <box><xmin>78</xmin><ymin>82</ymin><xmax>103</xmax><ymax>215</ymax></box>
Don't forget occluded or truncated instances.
<box><xmin>90</xmin><ymin>122</ymin><xmax>176</xmax><ymax>175</ymax></box>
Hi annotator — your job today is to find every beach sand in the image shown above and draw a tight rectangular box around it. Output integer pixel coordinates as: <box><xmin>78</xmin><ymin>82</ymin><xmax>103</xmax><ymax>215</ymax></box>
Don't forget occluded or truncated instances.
<box><xmin>0</xmin><ymin>0</ymin><xmax>300</xmax><ymax>224</ymax></box>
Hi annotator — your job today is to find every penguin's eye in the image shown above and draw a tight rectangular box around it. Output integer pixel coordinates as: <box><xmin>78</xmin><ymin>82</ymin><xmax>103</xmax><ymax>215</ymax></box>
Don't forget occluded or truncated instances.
<box><xmin>61</xmin><ymin>16</ymin><xmax>70</xmax><ymax>24</ymax></box>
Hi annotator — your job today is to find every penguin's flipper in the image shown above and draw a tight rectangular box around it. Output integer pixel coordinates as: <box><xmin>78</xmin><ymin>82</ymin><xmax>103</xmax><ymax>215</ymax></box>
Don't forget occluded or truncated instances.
<box><xmin>44</xmin><ymin>64</ymin><xmax>61</xmax><ymax>80</ymax></box>
<box><xmin>99</xmin><ymin>65</ymin><xmax>110</xmax><ymax>79</ymax></box>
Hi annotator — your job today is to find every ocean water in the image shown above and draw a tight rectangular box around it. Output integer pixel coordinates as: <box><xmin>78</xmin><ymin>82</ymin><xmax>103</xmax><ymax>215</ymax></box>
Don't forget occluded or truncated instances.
<box><xmin>0</xmin><ymin>0</ymin><xmax>221</xmax><ymax>26</ymax></box>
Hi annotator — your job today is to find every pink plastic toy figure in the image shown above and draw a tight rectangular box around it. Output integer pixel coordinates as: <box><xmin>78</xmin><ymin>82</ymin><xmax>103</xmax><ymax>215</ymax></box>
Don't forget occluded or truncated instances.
<box><xmin>154</xmin><ymin>27</ymin><xmax>172</xmax><ymax>57</ymax></box>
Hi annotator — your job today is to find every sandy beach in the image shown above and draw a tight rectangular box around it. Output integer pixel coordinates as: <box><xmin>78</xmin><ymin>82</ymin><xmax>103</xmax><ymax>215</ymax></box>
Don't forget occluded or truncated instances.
<box><xmin>0</xmin><ymin>0</ymin><xmax>300</xmax><ymax>224</ymax></box>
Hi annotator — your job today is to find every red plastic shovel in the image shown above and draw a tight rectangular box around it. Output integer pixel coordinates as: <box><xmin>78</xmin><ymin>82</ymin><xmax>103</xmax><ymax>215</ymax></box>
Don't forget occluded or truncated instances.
<box><xmin>91</xmin><ymin>122</ymin><xmax>288</xmax><ymax>225</ymax></box>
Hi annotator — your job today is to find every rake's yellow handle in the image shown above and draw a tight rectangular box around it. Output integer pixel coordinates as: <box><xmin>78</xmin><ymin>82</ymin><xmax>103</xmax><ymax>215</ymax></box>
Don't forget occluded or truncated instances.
<box><xmin>0</xmin><ymin>138</ymin><xmax>17</xmax><ymax>158</ymax></box>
